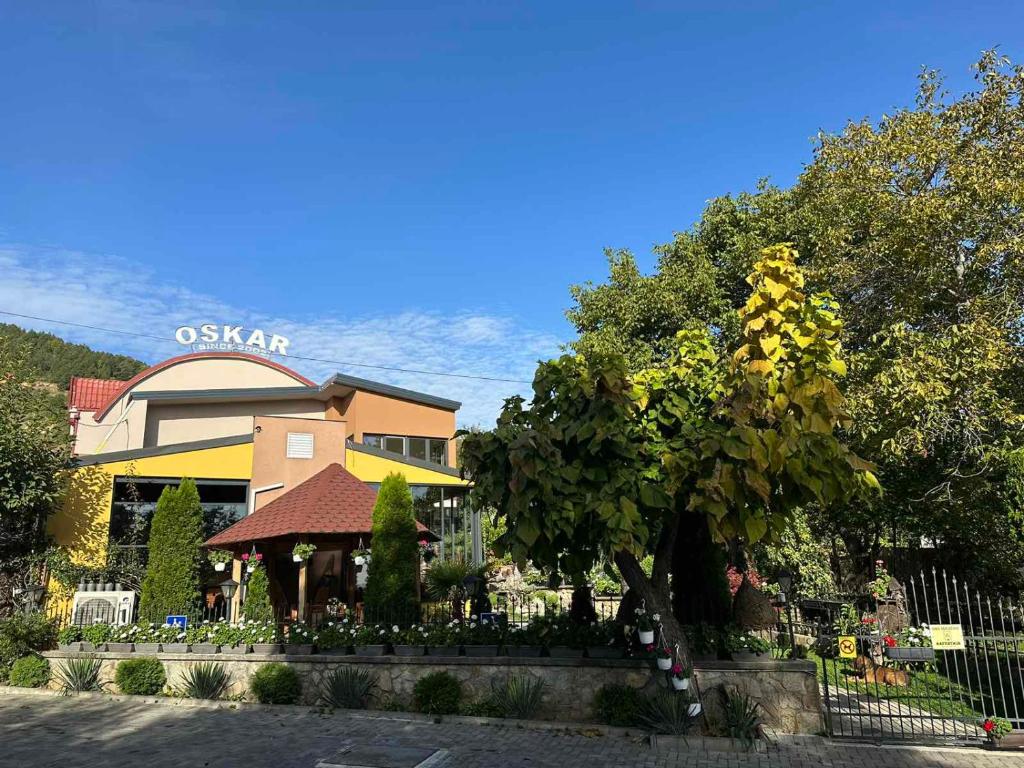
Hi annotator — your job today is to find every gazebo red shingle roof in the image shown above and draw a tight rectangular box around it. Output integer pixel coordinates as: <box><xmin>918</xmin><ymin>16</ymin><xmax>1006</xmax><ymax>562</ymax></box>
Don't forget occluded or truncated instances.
<box><xmin>204</xmin><ymin>463</ymin><xmax>431</xmax><ymax>547</ymax></box>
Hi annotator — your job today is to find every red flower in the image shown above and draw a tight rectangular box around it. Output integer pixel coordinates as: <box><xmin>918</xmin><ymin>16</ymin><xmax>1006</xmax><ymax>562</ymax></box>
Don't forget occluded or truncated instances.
<box><xmin>644</xmin><ymin>643</ymin><xmax>655</xmax><ymax>653</ymax></box>
<box><xmin>984</xmin><ymin>719</ymin><xmax>995</xmax><ymax>732</ymax></box>
<box><xmin>255</xmin><ymin>553</ymin><xmax>263</xmax><ymax>561</ymax></box>
<box><xmin>883</xmin><ymin>635</ymin><xmax>896</xmax><ymax>648</ymax></box>
<box><xmin>861</xmin><ymin>617</ymin><xmax>877</xmax><ymax>624</ymax></box>
<box><xmin>241</xmin><ymin>553</ymin><xmax>250</xmax><ymax>561</ymax></box>
<box><xmin>671</xmin><ymin>662</ymin><xmax>683</xmax><ymax>675</ymax></box>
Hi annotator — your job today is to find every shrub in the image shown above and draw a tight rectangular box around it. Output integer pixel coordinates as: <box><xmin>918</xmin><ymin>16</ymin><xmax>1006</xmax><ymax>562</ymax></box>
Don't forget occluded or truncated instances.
<box><xmin>593</xmin><ymin>683</ymin><xmax>643</xmax><ymax>727</ymax></box>
<box><xmin>9</xmin><ymin>655</ymin><xmax>50</xmax><ymax>688</ymax></box>
<box><xmin>363</xmin><ymin>473</ymin><xmax>420</xmax><ymax>623</ymax></box>
<box><xmin>115</xmin><ymin>656</ymin><xmax>166</xmax><ymax>695</ymax></box>
<box><xmin>487</xmin><ymin>675</ymin><xmax>545</xmax><ymax>719</ymax></box>
<box><xmin>250</xmin><ymin>663</ymin><xmax>302</xmax><ymax>704</ymax></box>
<box><xmin>319</xmin><ymin>667</ymin><xmax>375</xmax><ymax>709</ymax></box>
<box><xmin>242</xmin><ymin>565</ymin><xmax>274</xmax><ymax>622</ymax></box>
<box><xmin>139</xmin><ymin>479</ymin><xmax>204</xmax><ymax>622</ymax></box>
<box><xmin>412</xmin><ymin>671</ymin><xmax>461</xmax><ymax>715</ymax></box>
<box><xmin>81</xmin><ymin>623</ymin><xmax>112</xmax><ymax>646</ymax></box>
<box><xmin>178</xmin><ymin>662</ymin><xmax>231</xmax><ymax>700</ymax></box>
<box><xmin>0</xmin><ymin>613</ymin><xmax>58</xmax><ymax>681</ymax></box>
<box><xmin>639</xmin><ymin>691</ymin><xmax>700</xmax><ymax>735</ymax></box>
<box><xmin>54</xmin><ymin>656</ymin><xmax>103</xmax><ymax>693</ymax></box>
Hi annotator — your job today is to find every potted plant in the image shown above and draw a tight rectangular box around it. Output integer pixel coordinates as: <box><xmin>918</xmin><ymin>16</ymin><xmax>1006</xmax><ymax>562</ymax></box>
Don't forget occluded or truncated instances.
<box><xmin>208</xmin><ymin>549</ymin><xmax>233</xmax><ymax>573</ymax></box>
<box><xmin>58</xmin><ymin>625</ymin><xmax>83</xmax><ymax>652</ymax></box>
<box><xmin>187</xmin><ymin>622</ymin><xmax>218</xmax><ymax>654</ymax></box>
<box><xmin>503</xmin><ymin>621</ymin><xmax>544</xmax><ymax>657</ymax></box>
<box><xmin>583</xmin><ymin>620</ymin><xmax>623</xmax><ymax>659</ymax></box>
<box><xmin>161</xmin><ymin>625</ymin><xmax>191</xmax><ymax>653</ymax></box>
<box><xmin>882</xmin><ymin>633</ymin><xmax>935</xmax><ymax>662</ymax></box>
<box><xmin>726</xmin><ymin>630</ymin><xmax>771</xmax><ymax>661</ymax></box>
<box><xmin>424</xmin><ymin>621</ymin><xmax>462</xmax><ymax>656</ymax></box>
<box><xmin>543</xmin><ymin>615</ymin><xmax>585</xmax><ymax>659</ymax></box>
<box><xmin>461</xmin><ymin>616</ymin><xmax>502</xmax><ymax>657</ymax></box>
<box><xmin>240</xmin><ymin>551</ymin><xmax>263</xmax><ymax>572</ymax></box>
<box><xmin>284</xmin><ymin>621</ymin><xmax>316</xmax><ymax>654</ymax></box>
<box><xmin>292</xmin><ymin>543</ymin><xmax>316</xmax><ymax>564</ymax></box>
<box><xmin>350</xmin><ymin>547</ymin><xmax>371</xmax><ymax>567</ymax></box>
<box><xmin>245</xmin><ymin>620</ymin><xmax>283</xmax><ymax>654</ymax></box>
<box><xmin>670</xmin><ymin>662</ymin><xmax>692</xmax><ymax>691</ymax></box>
<box><xmin>418</xmin><ymin>541</ymin><xmax>435</xmax><ymax>563</ymax></box>
<box><xmin>210</xmin><ymin>621</ymin><xmax>248</xmax><ymax>654</ymax></box>
<box><xmin>393</xmin><ymin>624</ymin><xmax>429</xmax><ymax>656</ymax></box>
<box><xmin>982</xmin><ymin>717</ymin><xmax>1013</xmax><ymax>748</ymax></box>
<box><xmin>132</xmin><ymin>623</ymin><xmax>174</xmax><ymax>654</ymax></box>
<box><xmin>316</xmin><ymin>619</ymin><xmax>356</xmax><ymax>655</ymax></box>
<box><xmin>105</xmin><ymin>624</ymin><xmax>136</xmax><ymax>653</ymax></box>
<box><xmin>353</xmin><ymin>623</ymin><xmax>391</xmax><ymax>656</ymax></box>
<box><xmin>685</xmin><ymin>623</ymin><xmax>721</xmax><ymax>662</ymax></box>
<box><xmin>635</xmin><ymin>607</ymin><xmax>657</xmax><ymax>645</ymax></box>
<box><xmin>655</xmin><ymin>645</ymin><xmax>674</xmax><ymax>671</ymax></box>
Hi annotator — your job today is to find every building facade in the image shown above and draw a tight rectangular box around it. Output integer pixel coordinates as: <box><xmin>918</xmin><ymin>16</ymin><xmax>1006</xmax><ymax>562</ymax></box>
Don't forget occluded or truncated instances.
<box><xmin>53</xmin><ymin>351</ymin><xmax>477</xmax><ymax>621</ymax></box>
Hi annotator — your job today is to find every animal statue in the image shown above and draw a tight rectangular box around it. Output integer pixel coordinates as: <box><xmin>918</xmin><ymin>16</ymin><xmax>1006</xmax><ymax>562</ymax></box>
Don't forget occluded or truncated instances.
<box><xmin>853</xmin><ymin>655</ymin><xmax>910</xmax><ymax>687</ymax></box>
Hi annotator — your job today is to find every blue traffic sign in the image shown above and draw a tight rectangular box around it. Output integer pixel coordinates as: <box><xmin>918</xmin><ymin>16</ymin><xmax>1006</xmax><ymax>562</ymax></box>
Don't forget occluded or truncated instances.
<box><xmin>166</xmin><ymin>615</ymin><xmax>188</xmax><ymax>628</ymax></box>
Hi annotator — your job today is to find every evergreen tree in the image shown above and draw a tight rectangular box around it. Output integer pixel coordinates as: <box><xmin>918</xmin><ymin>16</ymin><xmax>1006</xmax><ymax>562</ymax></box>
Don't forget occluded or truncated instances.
<box><xmin>138</xmin><ymin>479</ymin><xmax>204</xmax><ymax>622</ymax></box>
<box><xmin>363</xmin><ymin>473</ymin><xmax>419</xmax><ymax>622</ymax></box>
<box><xmin>242</xmin><ymin>563</ymin><xmax>274</xmax><ymax>622</ymax></box>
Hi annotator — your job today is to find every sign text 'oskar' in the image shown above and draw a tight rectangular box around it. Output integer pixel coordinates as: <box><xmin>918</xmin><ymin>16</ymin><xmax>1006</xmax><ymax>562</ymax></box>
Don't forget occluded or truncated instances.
<box><xmin>174</xmin><ymin>324</ymin><xmax>290</xmax><ymax>358</ymax></box>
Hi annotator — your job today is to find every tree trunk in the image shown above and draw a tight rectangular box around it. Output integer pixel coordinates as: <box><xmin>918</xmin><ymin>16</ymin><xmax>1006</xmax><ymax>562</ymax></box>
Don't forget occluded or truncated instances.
<box><xmin>614</xmin><ymin>549</ymin><xmax>690</xmax><ymax>667</ymax></box>
<box><xmin>569</xmin><ymin>585</ymin><xmax>598</xmax><ymax>624</ymax></box>
<box><xmin>672</xmin><ymin>512</ymin><xmax>731</xmax><ymax>627</ymax></box>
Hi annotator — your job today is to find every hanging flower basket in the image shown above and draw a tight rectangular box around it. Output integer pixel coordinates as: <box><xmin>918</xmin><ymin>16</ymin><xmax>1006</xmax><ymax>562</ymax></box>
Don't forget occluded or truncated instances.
<box><xmin>656</xmin><ymin>647</ymin><xmax>674</xmax><ymax>670</ymax></box>
<box><xmin>672</xmin><ymin>676</ymin><xmax>690</xmax><ymax>691</ymax></box>
<box><xmin>214</xmin><ymin>562</ymin><xmax>226</xmax><ymax>572</ymax></box>
<box><xmin>292</xmin><ymin>543</ymin><xmax>317</xmax><ymax>563</ymax></box>
<box><xmin>639</xmin><ymin>629</ymin><xmax>655</xmax><ymax>645</ymax></box>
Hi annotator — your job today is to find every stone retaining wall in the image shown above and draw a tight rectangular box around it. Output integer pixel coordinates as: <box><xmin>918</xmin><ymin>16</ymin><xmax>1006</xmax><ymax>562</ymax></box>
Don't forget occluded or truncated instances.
<box><xmin>42</xmin><ymin>651</ymin><xmax>822</xmax><ymax>733</ymax></box>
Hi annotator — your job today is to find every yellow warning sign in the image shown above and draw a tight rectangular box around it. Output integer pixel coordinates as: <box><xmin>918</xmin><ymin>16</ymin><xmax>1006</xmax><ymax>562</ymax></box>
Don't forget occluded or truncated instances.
<box><xmin>838</xmin><ymin>635</ymin><xmax>858</xmax><ymax>658</ymax></box>
<box><xmin>930</xmin><ymin>624</ymin><xmax>965</xmax><ymax>651</ymax></box>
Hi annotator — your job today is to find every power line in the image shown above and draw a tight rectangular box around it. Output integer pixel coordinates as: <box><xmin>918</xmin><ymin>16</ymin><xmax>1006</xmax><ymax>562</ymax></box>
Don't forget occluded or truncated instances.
<box><xmin>0</xmin><ymin>309</ymin><xmax>534</xmax><ymax>385</ymax></box>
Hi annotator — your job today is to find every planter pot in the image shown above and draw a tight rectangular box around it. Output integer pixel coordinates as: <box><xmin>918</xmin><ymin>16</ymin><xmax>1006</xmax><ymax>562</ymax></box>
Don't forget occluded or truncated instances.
<box><xmin>354</xmin><ymin>644</ymin><xmax>387</xmax><ymax>657</ymax></box>
<box><xmin>191</xmin><ymin>643</ymin><xmax>219</xmax><ymax>655</ymax></box>
<box><xmin>730</xmin><ymin>651</ymin><xmax>766</xmax><ymax>662</ymax></box>
<box><xmin>984</xmin><ymin>733</ymin><xmax>1024</xmax><ymax>750</ymax></box>
<box><xmin>884</xmin><ymin>646</ymin><xmax>935</xmax><ymax>662</ymax></box>
<box><xmin>58</xmin><ymin>642</ymin><xmax>84</xmax><ymax>653</ymax></box>
<box><xmin>161</xmin><ymin>643</ymin><xmax>190</xmax><ymax>654</ymax></box>
<box><xmin>547</xmin><ymin>646</ymin><xmax>585</xmax><ymax>659</ymax></box>
<box><xmin>638</xmin><ymin>630</ymin><xmax>655</xmax><ymax>645</ymax></box>
<box><xmin>220</xmin><ymin>644</ymin><xmax>251</xmax><ymax>655</ymax></box>
<box><xmin>106</xmin><ymin>643</ymin><xmax>134</xmax><ymax>653</ymax></box>
<box><xmin>693</xmin><ymin>652</ymin><xmax>717</xmax><ymax>663</ymax></box>
<box><xmin>393</xmin><ymin>644</ymin><xmax>426</xmax><ymax>657</ymax></box>
<box><xmin>318</xmin><ymin>646</ymin><xmax>353</xmax><ymax>656</ymax></box>
<box><xmin>656</xmin><ymin>657</ymin><xmax>673</xmax><ymax>671</ymax></box>
<box><xmin>214</xmin><ymin>562</ymin><xmax>226</xmax><ymax>572</ymax></box>
<box><xmin>505</xmin><ymin>645</ymin><xmax>543</xmax><ymax>658</ymax></box>
<box><xmin>284</xmin><ymin>644</ymin><xmax>314</xmax><ymax>656</ymax></box>
<box><xmin>293</xmin><ymin>555</ymin><xmax>303</xmax><ymax>563</ymax></box>
<box><xmin>134</xmin><ymin>643</ymin><xmax>161</xmax><ymax>654</ymax></box>
<box><xmin>427</xmin><ymin>646</ymin><xmax>461</xmax><ymax>657</ymax></box>
<box><xmin>671</xmin><ymin>676</ymin><xmax>690</xmax><ymax>691</ymax></box>
<box><xmin>79</xmin><ymin>642</ymin><xmax>98</xmax><ymax>653</ymax></box>
<box><xmin>688</xmin><ymin>703</ymin><xmax>702</xmax><ymax>717</ymax></box>
<box><xmin>251</xmin><ymin>643</ymin><xmax>282</xmax><ymax>655</ymax></box>
<box><xmin>354</xmin><ymin>556</ymin><xmax>366</xmax><ymax>566</ymax></box>
<box><xmin>463</xmin><ymin>645</ymin><xmax>499</xmax><ymax>657</ymax></box>
<box><xmin>586</xmin><ymin>646</ymin><xmax>623</xmax><ymax>659</ymax></box>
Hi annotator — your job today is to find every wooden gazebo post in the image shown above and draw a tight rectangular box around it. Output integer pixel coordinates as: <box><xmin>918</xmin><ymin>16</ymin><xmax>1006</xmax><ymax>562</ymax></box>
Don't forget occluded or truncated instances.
<box><xmin>297</xmin><ymin>538</ymin><xmax>308</xmax><ymax>622</ymax></box>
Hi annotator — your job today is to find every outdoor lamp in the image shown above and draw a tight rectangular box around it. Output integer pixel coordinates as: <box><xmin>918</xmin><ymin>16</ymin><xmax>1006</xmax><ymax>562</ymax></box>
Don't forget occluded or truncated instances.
<box><xmin>776</xmin><ymin>568</ymin><xmax>793</xmax><ymax>598</ymax></box>
<box><xmin>219</xmin><ymin>578</ymin><xmax>239</xmax><ymax>600</ymax></box>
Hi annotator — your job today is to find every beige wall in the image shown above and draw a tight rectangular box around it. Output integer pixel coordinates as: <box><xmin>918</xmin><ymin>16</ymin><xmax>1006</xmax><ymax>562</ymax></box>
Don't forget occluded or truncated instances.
<box><xmin>328</xmin><ymin>390</ymin><xmax>458</xmax><ymax>467</ymax></box>
<box><xmin>73</xmin><ymin>399</ymin><xmax>150</xmax><ymax>456</ymax></box>
<box><xmin>251</xmin><ymin>416</ymin><xmax>348</xmax><ymax>509</ymax></box>
<box><xmin>143</xmin><ymin>400</ymin><xmax>324</xmax><ymax>448</ymax></box>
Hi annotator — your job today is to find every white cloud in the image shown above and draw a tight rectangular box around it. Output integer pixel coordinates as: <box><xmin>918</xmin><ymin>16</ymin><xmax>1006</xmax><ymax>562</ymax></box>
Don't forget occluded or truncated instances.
<box><xmin>0</xmin><ymin>244</ymin><xmax>561</xmax><ymax>427</ymax></box>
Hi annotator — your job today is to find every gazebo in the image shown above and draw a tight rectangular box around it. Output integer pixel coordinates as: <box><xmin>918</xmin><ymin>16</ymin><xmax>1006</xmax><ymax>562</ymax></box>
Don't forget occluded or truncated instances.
<box><xmin>204</xmin><ymin>462</ymin><xmax>433</xmax><ymax>622</ymax></box>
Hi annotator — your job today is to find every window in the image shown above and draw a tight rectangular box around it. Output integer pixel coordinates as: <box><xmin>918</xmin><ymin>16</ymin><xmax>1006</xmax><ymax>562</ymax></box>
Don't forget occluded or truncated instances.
<box><xmin>364</xmin><ymin>434</ymin><xmax>448</xmax><ymax>466</ymax></box>
<box><xmin>286</xmin><ymin>432</ymin><xmax>314</xmax><ymax>459</ymax></box>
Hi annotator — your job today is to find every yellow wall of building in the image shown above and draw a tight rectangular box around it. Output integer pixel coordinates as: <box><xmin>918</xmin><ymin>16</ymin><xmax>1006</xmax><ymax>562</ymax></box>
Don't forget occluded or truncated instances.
<box><xmin>345</xmin><ymin>449</ymin><xmax>468</xmax><ymax>486</ymax></box>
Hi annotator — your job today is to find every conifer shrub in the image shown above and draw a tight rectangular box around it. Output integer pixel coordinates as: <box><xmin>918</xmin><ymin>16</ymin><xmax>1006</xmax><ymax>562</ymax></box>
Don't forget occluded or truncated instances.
<box><xmin>139</xmin><ymin>479</ymin><xmax>204</xmax><ymax>622</ymax></box>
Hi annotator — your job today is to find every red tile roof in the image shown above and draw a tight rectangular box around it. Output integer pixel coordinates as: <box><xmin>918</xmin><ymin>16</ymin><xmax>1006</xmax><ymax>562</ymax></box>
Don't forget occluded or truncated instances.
<box><xmin>68</xmin><ymin>376</ymin><xmax>127</xmax><ymax>412</ymax></box>
<box><xmin>204</xmin><ymin>463</ymin><xmax>432</xmax><ymax>547</ymax></box>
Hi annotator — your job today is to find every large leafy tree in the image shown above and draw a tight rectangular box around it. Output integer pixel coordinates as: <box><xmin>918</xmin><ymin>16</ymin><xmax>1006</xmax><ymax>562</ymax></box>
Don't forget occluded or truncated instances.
<box><xmin>462</xmin><ymin>246</ymin><xmax>875</xmax><ymax>661</ymax></box>
<box><xmin>569</xmin><ymin>52</ymin><xmax>1024</xmax><ymax>591</ymax></box>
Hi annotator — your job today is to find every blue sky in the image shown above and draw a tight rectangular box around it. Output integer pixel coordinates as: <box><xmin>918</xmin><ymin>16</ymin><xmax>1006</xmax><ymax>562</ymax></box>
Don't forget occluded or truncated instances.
<box><xmin>0</xmin><ymin>1</ymin><xmax>1019</xmax><ymax>425</ymax></box>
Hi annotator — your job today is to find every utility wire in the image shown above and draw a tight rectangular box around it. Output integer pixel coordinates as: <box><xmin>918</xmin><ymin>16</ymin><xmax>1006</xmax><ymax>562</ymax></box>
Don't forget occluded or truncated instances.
<box><xmin>0</xmin><ymin>309</ymin><xmax>533</xmax><ymax>385</ymax></box>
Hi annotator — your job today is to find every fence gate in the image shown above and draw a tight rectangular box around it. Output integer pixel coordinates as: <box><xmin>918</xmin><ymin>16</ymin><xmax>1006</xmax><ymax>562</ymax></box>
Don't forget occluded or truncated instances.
<box><xmin>816</xmin><ymin>569</ymin><xmax>1024</xmax><ymax>745</ymax></box>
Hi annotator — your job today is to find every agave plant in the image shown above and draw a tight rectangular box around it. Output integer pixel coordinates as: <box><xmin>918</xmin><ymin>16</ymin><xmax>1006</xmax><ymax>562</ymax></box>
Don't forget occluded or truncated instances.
<box><xmin>720</xmin><ymin>689</ymin><xmax>761</xmax><ymax>749</ymax></box>
<box><xmin>319</xmin><ymin>667</ymin><xmax>376</xmax><ymax>709</ymax></box>
<box><xmin>177</xmin><ymin>662</ymin><xmax>231</xmax><ymax>700</ymax></box>
<box><xmin>488</xmin><ymin>675</ymin><xmax>545</xmax><ymax>719</ymax></box>
<box><xmin>638</xmin><ymin>691</ymin><xmax>700</xmax><ymax>736</ymax></box>
<box><xmin>55</xmin><ymin>657</ymin><xmax>103</xmax><ymax>694</ymax></box>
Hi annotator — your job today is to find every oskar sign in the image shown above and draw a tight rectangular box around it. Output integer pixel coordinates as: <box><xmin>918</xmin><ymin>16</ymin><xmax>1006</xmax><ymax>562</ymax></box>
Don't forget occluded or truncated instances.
<box><xmin>174</xmin><ymin>324</ymin><xmax>290</xmax><ymax>358</ymax></box>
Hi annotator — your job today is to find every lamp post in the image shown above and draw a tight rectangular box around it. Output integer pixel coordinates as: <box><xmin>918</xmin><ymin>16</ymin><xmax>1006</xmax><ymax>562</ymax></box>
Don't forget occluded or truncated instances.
<box><xmin>776</xmin><ymin>568</ymin><xmax>797</xmax><ymax>656</ymax></box>
<box><xmin>219</xmin><ymin>578</ymin><xmax>239</xmax><ymax>623</ymax></box>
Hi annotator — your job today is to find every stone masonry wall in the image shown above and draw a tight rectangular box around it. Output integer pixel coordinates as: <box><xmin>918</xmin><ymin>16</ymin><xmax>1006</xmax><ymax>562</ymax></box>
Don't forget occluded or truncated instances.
<box><xmin>42</xmin><ymin>651</ymin><xmax>822</xmax><ymax>733</ymax></box>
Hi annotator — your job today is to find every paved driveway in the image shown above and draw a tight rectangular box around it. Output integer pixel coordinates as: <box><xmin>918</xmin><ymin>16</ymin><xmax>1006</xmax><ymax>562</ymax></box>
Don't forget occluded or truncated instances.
<box><xmin>2</xmin><ymin>691</ymin><xmax>1022</xmax><ymax>768</ymax></box>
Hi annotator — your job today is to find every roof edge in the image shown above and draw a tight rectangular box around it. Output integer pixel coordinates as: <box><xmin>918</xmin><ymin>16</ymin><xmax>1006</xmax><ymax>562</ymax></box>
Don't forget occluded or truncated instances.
<box><xmin>346</xmin><ymin>439</ymin><xmax>463</xmax><ymax>478</ymax></box>
<box><xmin>72</xmin><ymin>434</ymin><xmax>254</xmax><ymax>467</ymax></box>
<box><xmin>327</xmin><ymin>373</ymin><xmax>461</xmax><ymax>411</ymax></box>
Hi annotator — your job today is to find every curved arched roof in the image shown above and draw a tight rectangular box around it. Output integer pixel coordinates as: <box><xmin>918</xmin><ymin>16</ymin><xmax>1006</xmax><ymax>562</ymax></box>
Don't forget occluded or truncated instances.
<box><xmin>92</xmin><ymin>351</ymin><xmax>315</xmax><ymax>421</ymax></box>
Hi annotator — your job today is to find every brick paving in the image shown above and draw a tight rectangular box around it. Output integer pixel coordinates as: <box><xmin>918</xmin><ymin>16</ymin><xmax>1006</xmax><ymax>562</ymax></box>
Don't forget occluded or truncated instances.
<box><xmin>2</xmin><ymin>691</ymin><xmax>1023</xmax><ymax>768</ymax></box>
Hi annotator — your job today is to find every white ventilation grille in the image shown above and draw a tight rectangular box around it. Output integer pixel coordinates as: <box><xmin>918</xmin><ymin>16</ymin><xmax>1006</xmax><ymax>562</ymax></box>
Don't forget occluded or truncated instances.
<box><xmin>286</xmin><ymin>432</ymin><xmax>314</xmax><ymax>459</ymax></box>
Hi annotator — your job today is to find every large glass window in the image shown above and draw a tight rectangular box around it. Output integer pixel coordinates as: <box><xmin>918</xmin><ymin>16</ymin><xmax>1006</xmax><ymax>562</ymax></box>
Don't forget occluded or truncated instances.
<box><xmin>109</xmin><ymin>477</ymin><xmax>249</xmax><ymax>552</ymax></box>
<box><xmin>364</xmin><ymin>434</ymin><xmax>448</xmax><ymax>466</ymax></box>
<box><xmin>410</xmin><ymin>485</ymin><xmax>471</xmax><ymax>562</ymax></box>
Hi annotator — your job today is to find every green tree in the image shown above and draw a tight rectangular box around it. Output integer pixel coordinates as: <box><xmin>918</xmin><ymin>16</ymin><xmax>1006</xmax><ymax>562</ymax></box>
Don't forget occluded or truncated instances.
<box><xmin>363</xmin><ymin>473</ymin><xmax>419</xmax><ymax>622</ymax></box>
<box><xmin>462</xmin><ymin>246</ymin><xmax>874</xmax><ymax>662</ymax></box>
<box><xmin>242</xmin><ymin>563</ymin><xmax>274</xmax><ymax>622</ymax></box>
<box><xmin>138</xmin><ymin>479</ymin><xmax>204</xmax><ymax>622</ymax></box>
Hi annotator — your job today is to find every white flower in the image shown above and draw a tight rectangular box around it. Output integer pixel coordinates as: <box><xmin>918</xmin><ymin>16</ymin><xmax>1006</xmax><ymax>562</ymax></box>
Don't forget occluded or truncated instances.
<box><xmin>652</xmin><ymin>613</ymin><xmax>660</xmax><ymax>622</ymax></box>
<box><xmin>392</xmin><ymin>625</ymin><xmax>399</xmax><ymax>633</ymax></box>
